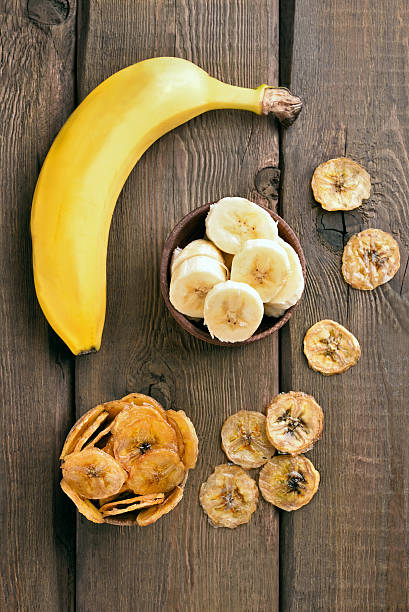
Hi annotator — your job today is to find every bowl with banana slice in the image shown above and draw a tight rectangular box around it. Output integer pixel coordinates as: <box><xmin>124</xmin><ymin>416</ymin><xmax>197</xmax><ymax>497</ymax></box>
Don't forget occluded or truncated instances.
<box><xmin>160</xmin><ymin>197</ymin><xmax>306</xmax><ymax>345</ymax></box>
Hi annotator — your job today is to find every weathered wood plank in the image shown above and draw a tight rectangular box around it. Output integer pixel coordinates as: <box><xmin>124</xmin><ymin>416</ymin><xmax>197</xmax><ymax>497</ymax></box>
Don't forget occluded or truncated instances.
<box><xmin>74</xmin><ymin>1</ymin><xmax>280</xmax><ymax>610</ymax></box>
<box><xmin>0</xmin><ymin>1</ymin><xmax>76</xmax><ymax>609</ymax></box>
<box><xmin>280</xmin><ymin>2</ymin><xmax>409</xmax><ymax>610</ymax></box>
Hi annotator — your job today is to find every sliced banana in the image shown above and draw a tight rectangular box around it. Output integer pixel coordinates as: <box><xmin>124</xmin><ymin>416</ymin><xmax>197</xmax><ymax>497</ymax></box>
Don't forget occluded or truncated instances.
<box><xmin>204</xmin><ymin>280</ymin><xmax>264</xmax><ymax>342</ymax></box>
<box><xmin>266</xmin><ymin>392</ymin><xmax>323</xmax><ymax>455</ymax></box>
<box><xmin>259</xmin><ymin>454</ymin><xmax>320</xmax><ymax>511</ymax></box>
<box><xmin>166</xmin><ymin>410</ymin><xmax>199</xmax><ymax>469</ymax></box>
<box><xmin>60</xmin><ymin>479</ymin><xmax>104</xmax><ymax>524</ymax></box>
<box><xmin>169</xmin><ymin>255</ymin><xmax>227</xmax><ymax>318</ymax></box>
<box><xmin>199</xmin><ymin>464</ymin><xmax>258</xmax><ymax>528</ymax></box>
<box><xmin>311</xmin><ymin>157</ymin><xmax>371</xmax><ymax>211</ymax></box>
<box><xmin>264</xmin><ymin>237</ymin><xmax>304</xmax><ymax>316</ymax></box>
<box><xmin>342</xmin><ymin>228</ymin><xmax>400</xmax><ymax>290</ymax></box>
<box><xmin>171</xmin><ymin>239</ymin><xmax>225</xmax><ymax>275</ymax></box>
<box><xmin>231</xmin><ymin>239</ymin><xmax>290</xmax><ymax>303</ymax></box>
<box><xmin>221</xmin><ymin>410</ymin><xmax>275</xmax><ymax>469</ymax></box>
<box><xmin>205</xmin><ymin>196</ymin><xmax>278</xmax><ymax>254</ymax></box>
<box><xmin>61</xmin><ymin>447</ymin><xmax>127</xmax><ymax>499</ymax></box>
<box><xmin>304</xmin><ymin>319</ymin><xmax>361</xmax><ymax>375</ymax></box>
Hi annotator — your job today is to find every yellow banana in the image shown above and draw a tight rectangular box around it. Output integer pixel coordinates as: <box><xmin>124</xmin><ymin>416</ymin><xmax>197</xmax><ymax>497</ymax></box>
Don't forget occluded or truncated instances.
<box><xmin>31</xmin><ymin>57</ymin><xmax>301</xmax><ymax>354</ymax></box>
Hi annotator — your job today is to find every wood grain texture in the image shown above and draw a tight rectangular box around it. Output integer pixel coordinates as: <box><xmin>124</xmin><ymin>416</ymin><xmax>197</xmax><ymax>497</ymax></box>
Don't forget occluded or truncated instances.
<box><xmin>74</xmin><ymin>1</ymin><xmax>280</xmax><ymax>610</ymax></box>
<box><xmin>0</xmin><ymin>1</ymin><xmax>76</xmax><ymax>609</ymax></box>
<box><xmin>280</xmin><ymin>2</ymin><xmax>409</xmax><ymax>610</ymax></box>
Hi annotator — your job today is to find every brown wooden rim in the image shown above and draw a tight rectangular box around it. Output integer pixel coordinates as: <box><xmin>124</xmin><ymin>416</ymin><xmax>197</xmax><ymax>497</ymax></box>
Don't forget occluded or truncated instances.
<box><xmin>160</xmin><ymin>202</ymin><xmax>306</xmax><ymax>346</ymax></box>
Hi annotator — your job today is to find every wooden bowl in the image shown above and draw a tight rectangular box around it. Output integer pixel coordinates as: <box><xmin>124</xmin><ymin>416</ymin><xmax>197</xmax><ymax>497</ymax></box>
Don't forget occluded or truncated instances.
<box><xmin>160</xmin><ymin>202</ymin><xmax>306</xmax><ymax>346</ymax></box>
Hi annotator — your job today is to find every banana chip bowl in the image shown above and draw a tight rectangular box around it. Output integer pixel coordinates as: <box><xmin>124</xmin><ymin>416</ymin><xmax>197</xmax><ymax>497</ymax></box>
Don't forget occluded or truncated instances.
<box><xmin>160</xmin><ymin>202</ymin><xmax>306</xmax><ymax>346</ymax></box>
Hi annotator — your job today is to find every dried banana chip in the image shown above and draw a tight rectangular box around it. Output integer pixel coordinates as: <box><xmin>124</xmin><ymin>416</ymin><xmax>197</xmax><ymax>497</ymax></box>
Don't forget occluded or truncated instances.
<box><xmin>311</xmin><ymin>157</ymin><xmax>370</xmax><ymax>211</ymax></box>
<box><xmin>61</xmin><ymin>447</ymin><xmax>127</xmax><ymax>499</ymax></box>
<box><xmin>60</xmin><ymin>479</ymin><xmax>104</xmax><ymax>524</ymax></box>
<box><xmin>342</xmin><ymin>228</ymin><xmax>400</xmax><ymax>290</ymax></box>
<box><xmin>199</xmin><ymin>464</ymin><xmax>258</xmax><ymax>528</ymax></box>
<box><xmin>101</xmin><ymin>436</ymin><xmax>115</xmax><ymax>457</ymax></box>
<box><xmin>137</xmin><ymin>486</ymin><xmax>185</xmax><ymax>526</ymax></box>
<box><xmin>127</xmin><ymin>449</ymin><xmax>186</xmax><ymax>495</ymax></box>
<box><xmin>259</xmin><ymin>454</ymin><xmax>320</xmax><ymax>511</ymax></box>
<box><xmin>166</xmin><ymin>410</ymin><xmax>198</xmax><ymax>469</ymax></box>
<box><xmin>304</xmin><ymin>319</ymin><xmax>361</xmax><ymax>375</ymax></box>
<box><xmin>100</xmin><ymin>493</ymin><xmax>165</xmax><ymax>516</ymax></box>
<box><xmin>112</xmin><ymin>405</ymin><xmax>178</xmax><ymax>471</ymax></box>
<box><xmin>86</xmin><ymin>421</ymin><xmax>114</xmax><ymax>449</ymax></box>
<box><xmin>221</xmin><ymin>410</ymin><xmax>275</xmax><ymax>469</ymax></box>
<box><xmin>266</xmin><ymin>392</ymin><xmax>323</xmax><ymax>455</ymax></box>
<box><xmin>120</xmin><ymin>393</ymin><xmax>167</xmax><ymax>419</ymax></box>
<box><xmin>165</xmin><ymin>413</ymin><xmax>185</xmax><ymax>459</ymax></box>
<box><xmin>60</xmin><ymin>404</ymin><xmax>106</xmax><ymax>459</ymax></box>
<box><xmin>73</xmin><ymin>411</ymin><xmax>109</xmax><ymax>453</ymax></box>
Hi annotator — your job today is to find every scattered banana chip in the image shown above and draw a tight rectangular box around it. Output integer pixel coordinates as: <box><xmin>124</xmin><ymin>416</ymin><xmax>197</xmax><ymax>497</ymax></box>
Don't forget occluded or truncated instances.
<box><xmin>342</xmin><ymin>228</ymin><xmax>400</xmax><ymax>290</ymax></box>
<box><xmin>100</xmin><ymin>493</ymin><xmax>165</xmax><ymax>516</ymax></box>
<box><xmin>60</xmin><ymin>479</ymin><xmax>104</xmax><ymax>524</ymax></box>
<box><xmin>311</xmin><ymin>157</ymin><xmax>370</xmax><ymax>211</ymax></box>
<box><xmin>205</xmin><ymin>196</ymin><xmax>278</xmax><ymax>254</ymax></box>
<box><xmin>112</xmin><ymin>405</ymin><xmax>178</xmax><ymax>471</ymax></box>
<box><xmin>304</xmin><ymin>319</ymin><xmax>361</xmax><ymax>375</ymax></box>
<box><xmin>259</xmin><ymin>454</ymin><xmax>320</xmax><ymax>511</ymax></box>
<box><xmin>61</xmin><ymin>447</ymin><xmax>127</xmax><ymax>499</ymax></box>
<box><xmin>221</xmin><ymin>410</ymin><xmax>275</xmax><ymax>469</ymax></box>
<box><xmin>166</xmin><ymin>410</ymin><xmax>198</xmax><ymax>469</ymax></box>
<box><xmin>60</xmin><ymin>404</ymin><xmax>106</xmax><ymax>459</ymax></box>
<box><xmin>127</xmin><ymin>449</ymin><xmax>186</xmax><ymax>495</ymax></box>
<box><xmin>266</xmin><ymin>392</ymin><xmax>323</xmax><ymax>455</ymax></box>
<box><xmin>137</xmin><ymin>485</ymin><xmax>185</xmax><ymax>526</ymax></box>
<box><xmin>199</xmin><ymin>464</ymin><xmax>258</xmax><ymax>528</ymax></box>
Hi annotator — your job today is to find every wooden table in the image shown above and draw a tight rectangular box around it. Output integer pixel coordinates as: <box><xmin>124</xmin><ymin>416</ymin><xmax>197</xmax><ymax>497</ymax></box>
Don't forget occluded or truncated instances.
<box><xmin>1</xmin><ymin>1</ymin><xmax>408</xmax><ymax>610</ymax></box>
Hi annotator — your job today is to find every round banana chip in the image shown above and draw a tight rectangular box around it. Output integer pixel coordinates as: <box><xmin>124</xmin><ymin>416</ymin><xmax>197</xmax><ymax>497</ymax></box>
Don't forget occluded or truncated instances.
<box><xmin>311</xmin><ymin>157</ymin><xmax>370</xmax><ymax>211</ymax></box>
<box><xmin>61</xmin><ymin>448</ymin><xmax>127</xmax><ymax>499</ymax></box>
<box><xmin>266</xmin><ymin>392</ymin><xmax>323</xmax><ymax>455</ymax></box>
<box><xmin>221</xmin><ymin>410</ymin><xmax>275</xmax><ymax>469</ymax></box>
<box><xmin>119</xmin><ymin>393</ymin><xmax>167</xmax><ymax>419</ymax></box>
<box><xmin>112</xmin><ymin>405</ymin><xmax>178</xmax><ymax>471</ymax></box>
<box><xmin>304</xmin><ymin>319</ymin><xmax>361</xmax><ymax>375</ymax></box>
<box><xmin>259</xmin><ymin>454</ymin><xmax>320</xmax><ymax>511</ymax></box>
<box><xmin>166</xmin><ymin>410</ymin><xmax>198</xmax><ymax>469</ymax></box>
<box><xmin>342</xmin><ymin>228</ymin><xmax>400</xmax><ymax>290</ymax></box>
<box><xmin>137</xmin><ymin>485</ymin><xmax>185</xmax><ymax>526</ymax></box>
<box><xmin>127</xmin><ymin>449</ymin><xmax>186</xmax><ymax>495</ymax></box>
<box><xmin>60</xmin><ymin>404</ymin><xmax>106</xmax><ymax>459</ymax></box>
<box><xmin>60</xmin><ymin>479</ymin><xmax>104</xmax><ymax>524</ymax></box>
<box><xmin>199</xmin><ymin>464</ymin><xmax>258</xmax><ymax>528</ymax></box>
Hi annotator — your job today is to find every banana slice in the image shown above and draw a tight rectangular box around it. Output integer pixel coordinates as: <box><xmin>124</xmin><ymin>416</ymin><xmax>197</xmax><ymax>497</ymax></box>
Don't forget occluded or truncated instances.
<box><xmin>120</xmin><ymin>393</ymin><xmax>167</xmax><ymax>420</ymax></box>
<box><xmin>127</xmin><ymin>449</ymin><xmax>186</xmax><ymax>495</ymax></box>
<box><xmin>311</xmin><ymin>157</ymin><xmax>371</xmax><ymax>211</ymax></box>
<box><xmin>100</xmin><ymin>493</ymin><xmax>165</xmax><ymax>516</ymax></box>
<box><xmin>61</xmin><ymin>447</ymin><xmax>127</xmax><ymax>499</ymax></box>
<box><xmin>304</xmin><ymin>319</ymin><xmax>361</xmax><ymax>375</ymax></box>
<box><xmin>342</xmin><ymin>228</ymin><xmax>400</xmax><ymax>290</ymax></box>
<box><xmin>264</xmin><ymin>237</ymin><xmax>304</xmax><ymax>316</ymax></box>
<box><xmin>60</xmin><ymin>479</ymin><xmax>104</xmax><ymax>524</ymax></box>
<box><xmin>60</xmin><ymin>404</ymin><xmax>106</xmax><ymax>459</ymax></box>
<box><xmin>259</xmin><ymin>454</ymin><xmax>320</xmax><ymax>511</ymax></box>
<box><xmin>199</xmin><ymin>464</ymin><xmax>258</xmax><ymax>528</ymax></box>
<box><xmin>166</xmin><ymin>410</ymin><xmax>199</xmax><ymax>469</ymax></box>
<box><xmin>112</xmin><ymin>405</ymin><xmax>178</xmax><ymax>471</ymax></box>
<box><xmin>169</xmin><ymin>255</ymin><xmax>227</xmax><ymax>318</ymax></box>
<box><xmin>221</xmin><ymin>411</ymin><xmax>275</xmax><ymax>469</ymax></box>
<box><xmin>137</xmin><ymin>484</ymin><xmax>185</xmax><ymax>526</ymax></box>
<box><xmin>266</xmin><ymin>392</ymin><xmax>323</xmax><ymax>455</ymax></box>
<box><xmin>204</xmin><ymin>280</ymin><xmax>264</xmax><ymax>342</ymax></box>
<box><xmin>171</xmin><ymin>239</ymin><xmax>225</xmax><ymax>275</ymax></box>
<box><xmin>231</xmin><ymin>239</ymin><xmax>290</xmax><ymax>302</ymax></box>
<box><xmin>205</xmin><ymin>196</ymin><xmax>278</xmax><ymax>254</ymax></box>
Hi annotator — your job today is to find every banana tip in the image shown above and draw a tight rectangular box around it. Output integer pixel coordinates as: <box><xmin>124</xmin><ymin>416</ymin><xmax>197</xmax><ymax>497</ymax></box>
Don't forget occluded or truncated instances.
<box><xmin>262</xmin><ymin>87</ymin><xmax>303</xmax><ymax>126</ymax></box>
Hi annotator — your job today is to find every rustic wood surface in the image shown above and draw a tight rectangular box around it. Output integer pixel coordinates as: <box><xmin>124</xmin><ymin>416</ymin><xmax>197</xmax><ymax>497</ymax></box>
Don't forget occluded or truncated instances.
<box><xmin>280</xmin><ymin>1</ymin><xmax>409</xmax><ymax>611</ymax></box>
<box><xmin>0</xmin><ymin>1</ymin><xmax>407</xmax><ymax>611</ymax></box>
